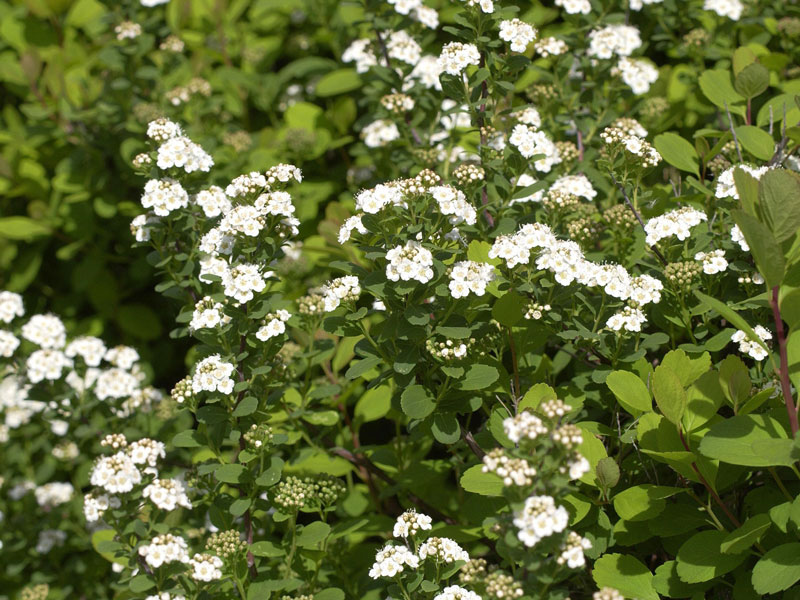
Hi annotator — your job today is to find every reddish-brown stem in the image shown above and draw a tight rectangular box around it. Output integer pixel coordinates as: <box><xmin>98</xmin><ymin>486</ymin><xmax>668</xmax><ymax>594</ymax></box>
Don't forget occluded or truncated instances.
<box><xmin>679</xmin><ymin>429</ymin><xmax>741</xmax><ymax>528</ymax></box>
<box><xmin>771</xmin><ymin>286</ymin><xmax>799</xmax><ymax>436</ymax></box>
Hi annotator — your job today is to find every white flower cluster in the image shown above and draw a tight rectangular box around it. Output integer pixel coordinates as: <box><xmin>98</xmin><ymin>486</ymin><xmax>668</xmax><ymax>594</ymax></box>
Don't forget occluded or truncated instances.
<box><xmin>342</xmin><ymin>39</ymin><xmax>378</xmax><ymax>74</ymax></box>
<box><xmin>146</xmin><ymin>594</ymin><xmax>186</xmax><ymax>600</ymax></box>
<box><xmin>448</xmin><ymin>261</ymin><xmax>495</xmax><ymax>298</ymax></box>
<box><xmin>594</xmin><ymin>589</ymin><xmax>626</xmax><ymax>600</ymax></box>
<box><xmin>225</xmin><ymin>171</ymin><xmax>267</xmax><ymax>198</ymax></box>
<box><xmin>616</xmin><ymin>57</ymin><xmax>659</xmax><ymax>95</ymax></box>
<box><xmin>356</xmin><ymin>183</ymin><xmax>404</xmax><ymax>214</ymax></box>
<box><xmin>362</xmin><ymin>119</ymin><xmax>401</xmax><ymax>148</ymax></box>
<box><xmin>490</xmin><ymin>223</ymin><xmax>663</xmax><ymax>311</ymax></box>
<box><xmin>115</xmin><ymin>21</ymin><xmax>142</xmax><ymax>40</ymax></box>
<box><xmin>27</xmin><ymin>349</ymin><xmax>73</xmax><ymax>383</ymax></box>
<box><xmin>21</xmin><ymin>313</ymin><xmax>66</xmax><ymax>348</ymax></box>
<box><xmin>339</xmin><ymin>215</ymin><xmax>368</xmax><ymax>243</ymax></box>
<box><xmin>143</xmin><ymin>478</ymin><xmax>192</xmax><ymax>511</ymax></box>
<box><xmin>190</xmin><ymin>553</ymin><xmax>224</xmax><ymax>581</ymax></box>
<box><xmin>482</xmin><ymin>449</ymin><xmax>537</xmax><ymax>487</ymax></box>
<box><xmin>513</xmin><ymin>495</ymin><xmax>569</xmax><ymax>547</ymax></box>
<box><xmin>256</xmin><ymin>310</ymin><xmax>291</xmax><ymax>341</ymax></box>
<box><xmin>588</xmin><ymin>25</ymin><xmax>642</xmax><ymax>59</ymax></box>
<box><xmin>0</xmin><ymin>291</ymin><xmax>24</xmax><ymax>323</ymax></box>
<box><xmin>387</xmin><ymin>30</ymin><xmax>422</xmax><ymax>65</ymax></box>
<box><xmin>90</xmin><ymin>451</ymin><xmax>143</xmax><ymax>494</ymax></box>
<box><xmin>557</xmin><ymin>531</ymin><xmax>593</xmax><ymax>568</ymax></box>
<box><xmin>554</xmin><ymin>0</ymin><xmax>591</xmax><ymax>14</ymax></box>
<box><xmin>65</xmin><ymin>336</ymin><xmax>106</xmax><ymax>366</ymax></box>
<box><xmin>393</xmin><ymin>509</ymin><xmax>433</xmax><ymax>538</ymax></box>
<box><xmin>34</xmin><ymin>482</ymin><xmax>74</xmax><ymax>507</ymax></box>
<box><xmin>147</xmin><ymin>118</ymin><xmax>183</xmax><ymax>142</ymax></box>
<box><xmin>431</xmin><ymin>185</ymin><xmax>477</xmax><ymax>226</ymax></box>
<box><xmin>128</xmin><ymin>438</ymin><xmax>166</xmax><ymax>467</ymax></box>
<box><xmin>83</xmin><ymin>492</ymin><xmax>120</xmax><ymax>522</ymax></box>
<box><xmin>222</xmin><ymin>263</ymin><xmax>268</xmax><ymax>303</ymax></box>
<box><xmin>156</xmin><ymin>135</ymin><xmax>213</xmax><ymax>173</ymax></box>
<box><xmin>499</xmin><ymin>19</ymin><xmax>537</xmax><ymax>53</ymax></box>
<box><xmin>192</xmin><ymin>354</ymin><xmax>235</xmax><ymax>395</ymax></box>
<box><xmin>694</xmin><ymin>249</ymin><xmax>728</xmax><ymax>275</ymax></box>
<box><xmin>534</xmin><ymin>37</ymin><xmax>568</xmax><ymax>57</ymax></box>
<box><xmin>503</xmin><ymin>411</ymin><xmax>548</xmax><ymax>443</ymax></box>
<box><xmin>36</xmin><ymin>529</ymin><xmax>67</xmax><ymax>553</ymax></box>
<box><xmin>386</xmin><ymin>241</ymin><xmax>435</xmax><ymax>284</ymax></box>
<box><xmin>0</xmin><ymin>330</ymin><xmax>19</xmax><ymax>357</ymax></box>
<box><xmin>141</xmin><ymin>179</ymin><xmax>190</xmax><ymax>217</ymax></box>
<box><xmin>644</xmin><ymin>207</ymin><xmax>708</xmax><ymax>245</ymax></box>
<box><xmin>106</xmin><ymin>345</ymin><xmax>140</xmax><ymax>369</ymax></box>
<box><xmin>715</xmin><ymin>165</ymin><xmax>771</xmax><ymax>199</ymax></box>
<box><xmin>600</xmin><ymin>126</ymin><xmax>661</xmax><ymax>168</ymax></box>
<box><xmin>438</xmin><ymin>42</ymin><xmax>481</xmax><ymax>76</ymax></box>
<box><xmin>731</xmin><ymin>224</ymin><xmax>749</xmax><ymax>252</ymax></box>
<box><xmin>606</xmin><ymin>305</ymin><xmax>647</xmax><ymax>333</ymax></box>
<box><xmin>434</xmin><ymin>586</ymin><xmax>482</xmax><ymax>600</ymax></box>
<box><xmin>550</xmin><ymin>174</ymin><xmax>596</xmax><ymax>200</ymax></box>
<box><xmin>704</xmin><ymin>0</ymin><xmax>743</xmax><ymax>20</ymax></box>
<box><xmin>513</xmin><ymin>107</ymin><xmax>542</xmax><ymax>128</ymax></box>
<box><xmin>369</xmin><ymin>544</ymin><xmax>420</xmax><ymax>578</ymax></box>
<box><xmin>388</xmin><ymin>0</ymin><xmax>439</xmax><ymax>27</ymax></box>
<box><xmin>732</xmin><ymin>326</ymin><xmax>772</xmax><ymax>361</ymax></box>
<box><xmin>509</xmin><ymin>125</ymin><xmax>561</xmax><ymax>172</ymax></box>
<box><xmin>418</xmin><ymin>537</ymin><xmax>470</xmax><ymax>563</ymax></box>
<box><xmin>566</xmin><ymin>454</ymin><xmax>591</xmax><ymax>479</ymax></box>
<box><xmin>190</xmin><ymin>296</ymin><xmax>229</xmax><ymax>331</ymax></box>
<box><xmin>321</xmin><ymin>276</ymin><xmax>361</xmax><ymax>311</ymax></box>
<box><xmin>139</xmin><ymin>534</ymin><xmax>191</xmax><ymax>569</ymax></box>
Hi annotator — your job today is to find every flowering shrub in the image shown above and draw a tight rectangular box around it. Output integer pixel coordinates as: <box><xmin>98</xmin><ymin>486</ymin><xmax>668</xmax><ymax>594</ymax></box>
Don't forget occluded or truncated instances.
<box><xmin>4</xmin><ymin>0</ymin><xmax>800</xmax><ymax>599</ymax></box>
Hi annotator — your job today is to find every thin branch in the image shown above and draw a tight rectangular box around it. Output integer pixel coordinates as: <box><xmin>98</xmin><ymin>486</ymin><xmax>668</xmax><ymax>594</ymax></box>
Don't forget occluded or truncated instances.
<box><xmin>608</xmin><ymin>171</ymin><xmax>668</xmax><ymax>266</ymax></box>
<box><xmin>770</xmin><ymin>285</ymin><xmax>799</xmax><ymax>436</ymax></box>
<box><xmin>331</xmin><ymin>447</ymin><xmax>456</xmax><ymax>524</ymax></box>
<box><xmin>679</xmin><ymin>429</ymin><xmax>741</xmax><ymax>528</ymax></box>
<box><xmin>462</xmin><ymin>429</ymin><xmax>486</xmax><ymax>460</ymax></box>
<box><xmin>723</xmin><ymin>101</ymin><xmax>743</xmax><ymax>163</ymax></box>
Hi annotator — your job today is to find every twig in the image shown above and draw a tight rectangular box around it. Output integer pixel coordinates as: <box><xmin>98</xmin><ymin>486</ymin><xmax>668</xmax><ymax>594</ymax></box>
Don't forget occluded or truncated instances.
<box><xmin>462</xmin><ymin>429</ymin><xmax>486</xmax><ymax>459</ymax></box>
<box><xmin>770</xmin><ymin>286</ymin><xmax>799</xmax><ymax>436</ymax></box>
<box><xmin>723</xmin><ymin>101</ymin><xmax>743</xmax><ymax>163</ymax></box>
<box><xmin>679</xmin><ymin>429</ymin><xmax>741</xmax><ymax>528</ymax></box>
<box><xmin>608</xmin><ymin>171</ymin><xmax>668</xmax><ymax>266</ymax></box>
<box><xmin>331</xmin><ymin>447</ymin><xmax>456</xmax><ymax>524</ymax></box>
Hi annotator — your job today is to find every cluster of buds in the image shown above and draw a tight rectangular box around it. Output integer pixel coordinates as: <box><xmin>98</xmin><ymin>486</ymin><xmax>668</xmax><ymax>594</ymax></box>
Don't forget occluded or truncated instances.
<box><xmin>543</xmin><ymin>190</ymin><xmax>581</xmax><ymax>212</ymax></box>
<box><xmin>101</xmin><ymin>433</ymin><xmax>128</xmax><ymax>450</ymax></box>
<box><xmin>20</xmin><ymin>585</ymin><xmax>50</xmax><ymax>600</ymax></box>
<box><xmin>482</xmin><ymin>449</ymin><xmax>537</xmax><ymax>487</ymax></box>
<box><xmin>526</xmin><ymin>83</ymin><xmax>557</xmax><ymax>102</ymax></box>
<box><xmin>206</xmin><ymin>529</ymin><xmax>247</xmax><ymax>561</ymax></box>
<box><xmin>664</xmin><ymin>261</ymin><xmax>702</xmax><ymax>291</ymax></box>
<box><xmin>394</xmin><ymin>169</ymin><xmax>441</xmax><ymax>196</ymax></box>
<box><xmin>453</xmin><ymin>164</ymin><xmax>486</xmax><ymax>186</ymax></box>
<box><xmin>426</xmin><ymin>337</ymin><xmax>472</xmax><ymax>361</ymax></box>
<box><xmin>555</xmin><ymin>141</ymin><xmax>580</xmax><ymax>163</ymax></box>
<box><xmin>243</xmin><ymin>424</ymin><xmax>274</xmax><ymax>450</ymax></box>
<box><xmin>485</xmin><ymin>570</ymin><xmax>524</xmax><ymax>599</ymax></box>
<box><xmin>524</xmin><ymin>301</ymin><xmax>552</xmax><ymax>321</ymax></box>
<box><xmin>170</xmin><ymin>376</ymin><xmax>195</xmax><ymax>405</ymax></box>
<box><xmin>380</xmin><ymin>93</ymin><xmax>415</xmax><ymax>113</ymax></box>
<box><xmin>297</xmin><ymin>291</ymin><xmax>326</xmax><ymax>316</ymax></box>
<box><xmin>166</xmin><ymin>77</ymin><xmax>212</xmax><ymax>106</ymax></box>
<box><xmin>566</xmin><ymin>216</ymin><xmax>601</xmax><ymax>246</ymax></box>
<box><xmin>602</xmin><ymin>204</ymin><xmax>637</xmax><ymax>231</ymax></box>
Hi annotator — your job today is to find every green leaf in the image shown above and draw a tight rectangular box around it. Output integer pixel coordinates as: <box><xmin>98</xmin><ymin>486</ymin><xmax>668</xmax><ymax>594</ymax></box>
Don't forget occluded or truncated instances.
<box><xmin>698</xmin><ymin>414</ymin><xmax>796</xmax><ymax>466</ymax></box>
<box><xmin>302</xmin><ymin>410</ymin><xmax>339</xmax><ymax>426</ymax></box>
<box><xmin>458</xmin><ymin>364</ymin><xmax>499</xmax><ymax>391</ymax></box>
<box><xmin>251</xmin><ymin>540</ymin><xmax>284</xmax><ymax>557</ymax></box>
<box><xmin>0</xmin><ymin>216</ymin><xmax>51</xmax><ymax>240</ymax></box>
<box><xmin>733</xmin><ymin>167</ymin><xmax>760</xmax><ymax>215</ymax></box>
<box><xmin>400</xmin><ymin>385</ymin><xmax>436</xmax><ymax>419</ymax></box>
<box><xmin>676</xmin><ymin>530</ymin><xmax>748</xmax><ymax>583</ymax></box>
<box><xmin>732</xmin><ymin>47</ymin><xmax>757</xmax><ymax>77</ymax></box>
<box><xmin>653</xmin><ymin>133</ymin><xmax>700</xmax><ymax>175</ymax></box>
<box><xmin>612</xmin><ymin>485</ymin><xmax>683</xmax><ymax>522</ymax></box>
<box><xmin>731</xmin><ymin>210</ymin><xmax>785</xmax><ymax>288</ymax></box>
<box><xmin>215</xmin><ymin>464</ymin><xmax>248</xmax><ymax>484</ymax></box>
<box><xmin>233</xmin><ymin>396</ymin><xmax>258</xmax><ymax>417</ymax></box>
<box><xmin>117</xmin><ymin>304</ymin><xmax>162</xmax><ymax>341</ymax></box>
<box><xmin>129</xmin><ymin>575</ymin><xmax>156</xmax><ymax>593</ymax></box>
<box><xmin>355</xmin><ymin>385</ymin><xmax>392</xmax><ymax>422</ymax></box>
<box><xmin>315</xmin><ymin>589</ymin><xmax>346</xmax><ymax>600</ymax></box>
<box><xmin>518</xmin><ymin>383</ymin><xmax>557</xmax><ymax>412</ymax></box>
<box><xmin>255</xmin><ymin>457</ymin><xmax>284</xmax><ymax>488</ymax></box>
<box><xmin>592</xmin><ymin>553</ymin><xmax>659</xmax><ymax>600</ymax></box>
<box><xmin>432</xmin><ymin>413</ymin><xmax>460</xmax><ymax>444</ymax></box>
<box><xmin>698</xmin><ymin>70</ymin><xmax>745</xmax><ymax>114</ymax></box>
<box><xmin>596</xmin><ymin>457</ymin><xmax>620</xmax><ymax>490</ymax></box>
<box><xmin>660</xmin><ymin>350</ymin><xmax>710</xmax><ymax>388</ymax></box>
<box><xmin>720</xmin><ymin>514</ymin><xmax>771</xmax><ymax>554</ymax></box>
<box><xmin>230</xmin><ymin>498</ymin><xmax>251</xmax><ymax>517</ymax></box>
<box><xmin>460</xmin><ymin>464</ymin><xmax>503</xmax><ymax>496</ymax></box>
<box><xmin>345</xmin><ymin>356</ymin><xmax>382</xmax><ymax>381</ymax></box>
<box><xmin>606</xmin><ymin>370</ymin><xmax>652</xmax><ymax>416</ymax></box>
<box><xmin>752</xmin><ymin>543</ymin><xmax>800</xmax><ymax>594</ymax></box>
<box><xmin>734</xmin><ymin>126</ymin><xmax>775</xmax><ymax>160</ymax></box>
<box><xmin>296</xmin><ymin>521</ymin><xmax>331</xmax><ymax>548</ymax></box>
<box><xmin>734</xmin><ymin>62</ymin><xmax>770</xmax><ymax>99</ymax></box>
<box><xmin>758</xmin><ymin>168</ymin><xmax>800</xmax><ymax>242</ymax></box>
<box><xmin>492</xmin><ymin>290</ymin><xmax>526</xmax><ymax>326</ymax></box>
<box><xmin>718</xmin><ymin>355</ymin><xmax>752</xmax><ymax>408</ymax></box>
<box><xmin>172</xmin><ymin>430</ymin><xmax>203</xmax><ymax>448</ymax></box>
<box><xmin>694</xmin><ymin>290</ymin><xmax>771</xmax><ymax>354</ymax></box>
<box><xmin>652</xmin><ymin>365</ymin><xmax>686</xmax><ymax>426</ymax></box>
<box><xmin>315</xmin><ymin>68</ymin><xmax>362</xmax><ymax>96</ymax></box>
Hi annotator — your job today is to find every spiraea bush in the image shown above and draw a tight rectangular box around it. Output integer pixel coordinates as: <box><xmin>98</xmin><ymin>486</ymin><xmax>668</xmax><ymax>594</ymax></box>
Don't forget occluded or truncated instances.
<box><xmin>3</xmin><ymin>0</ymin><xmax>800</xmax><ymax>599</ymax></box>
